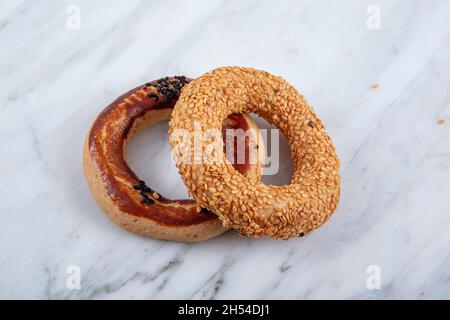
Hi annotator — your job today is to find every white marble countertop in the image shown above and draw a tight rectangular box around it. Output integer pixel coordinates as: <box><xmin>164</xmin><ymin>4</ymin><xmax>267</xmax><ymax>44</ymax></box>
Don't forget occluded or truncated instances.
<box><xmin>1</xmin><ymin>0</ymin><xmax>449</xmax><ymax>299</ymax></box>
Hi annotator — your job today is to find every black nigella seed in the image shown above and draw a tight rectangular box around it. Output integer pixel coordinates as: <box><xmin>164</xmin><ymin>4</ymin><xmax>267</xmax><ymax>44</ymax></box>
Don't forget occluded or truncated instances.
<box><xmin>142</xmin><ymin>196</ymin><xmax>155</xmax><ymax>205</ymax></box>
<box><xmin>307</xmin><ymin>121</ymin><xmax>314</xmax><ymax>128</ymax></box>
<box><xmin>175</xmin><ymin>75</ymin><xmax>187</xmax><ymax>83</ymax></box>
<box><xmin>134</xmin><ymin>181</ymin><xmax>155</xmax><ymax>204</ymax></box>
<box><xmin>147</xmin><ymin>93</ymin><xmax>159</xmax><ymax>101</ymax></box>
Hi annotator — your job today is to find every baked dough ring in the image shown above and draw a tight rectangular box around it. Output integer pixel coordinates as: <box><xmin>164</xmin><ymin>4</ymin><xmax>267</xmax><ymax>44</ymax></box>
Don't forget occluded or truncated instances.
<box><xmin>83</xmin><ymin>76</ymin><xmax>264</xmax><ymax>242</ymax></box>
<box><xmin>169</xmin><ymin>67</ymin><xmax>340</xmax><ymax>240</ymax></box>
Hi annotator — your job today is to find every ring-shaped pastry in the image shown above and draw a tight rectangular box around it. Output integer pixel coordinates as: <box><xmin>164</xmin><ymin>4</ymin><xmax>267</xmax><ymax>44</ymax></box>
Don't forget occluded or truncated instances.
<box><xmin>169</xmin><ymin>67</ymin><xmax>340</xmax><ymax>240</ymax></box>
<box><xmin>83</xmin><ymin>76</ymin><xmax>263</xmax><ymax>242</ymax></box>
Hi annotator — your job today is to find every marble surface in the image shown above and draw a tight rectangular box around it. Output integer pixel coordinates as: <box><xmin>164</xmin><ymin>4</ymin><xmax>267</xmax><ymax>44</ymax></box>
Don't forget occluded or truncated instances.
<box><xmin>1</xmin><ymin>0</ymin><xmax>450</xmax><ymax>299</ymax></box>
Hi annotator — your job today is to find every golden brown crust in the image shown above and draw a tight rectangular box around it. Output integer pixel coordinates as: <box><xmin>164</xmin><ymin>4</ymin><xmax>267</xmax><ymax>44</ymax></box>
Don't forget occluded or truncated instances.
<box><xmin>169</xmin><ymin>67</ymin><xmax>341</xmax><ymax>240</ymax></box>
<box><xmin>83</xmin><ymin>77</ymin><xmax>264</xmax><ymax>242</ymax></box>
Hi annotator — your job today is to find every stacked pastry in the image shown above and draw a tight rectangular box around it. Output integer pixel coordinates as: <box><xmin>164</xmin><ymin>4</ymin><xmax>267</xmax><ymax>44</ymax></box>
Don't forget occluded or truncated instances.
<box><xmin>84</xmin><ymin>67</ymin><xmax>340</xmax><ymax>242</ymax></box>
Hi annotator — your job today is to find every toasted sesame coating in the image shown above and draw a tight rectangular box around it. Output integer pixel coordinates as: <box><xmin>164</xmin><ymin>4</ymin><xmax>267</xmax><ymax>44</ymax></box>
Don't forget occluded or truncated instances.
<box><xmin>169</xmin><ymin>67</ymin><xmax>341</xmax><ymax>240</ymax></box>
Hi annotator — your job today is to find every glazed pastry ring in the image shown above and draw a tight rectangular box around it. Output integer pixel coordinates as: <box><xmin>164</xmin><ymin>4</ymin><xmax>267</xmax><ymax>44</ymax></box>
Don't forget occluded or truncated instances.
<box><xmin>83</xmin><ymin>76</ymin><xmax>263</xmax><ymax>242</ymax></box>
<box><xmin>169</xmin><ymin>67</ymin><xmax>340</xmax><ymax>240</ymax></box>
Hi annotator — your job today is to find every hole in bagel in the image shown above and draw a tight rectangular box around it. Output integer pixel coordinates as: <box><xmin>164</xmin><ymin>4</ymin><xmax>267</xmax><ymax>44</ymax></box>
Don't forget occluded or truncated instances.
<box><xmin>249</xmin><ymin>114</ymin><xmax>294</xmax><ymax>186</ymax></box>
<box><xmin>126</xmin><ymin>111</ymin><xmax>293</xmax><ymax>199</ymax></box>
<box><xmin>126</xmin><ymin>119</ymin><xmax>192</xmax><ymax>200</ymax></box>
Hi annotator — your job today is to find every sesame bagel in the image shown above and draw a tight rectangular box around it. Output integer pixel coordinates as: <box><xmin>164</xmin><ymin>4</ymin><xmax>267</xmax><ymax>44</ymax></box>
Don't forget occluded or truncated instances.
<box><xmin>169</xmin><ymin>67</ymin><xmax>340</xmax><ymax>240</ymax></box>
<box><xmin>83</xmin><ymin>76</ymin><xmax>264</xmax><ymax>243</ymax></box>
